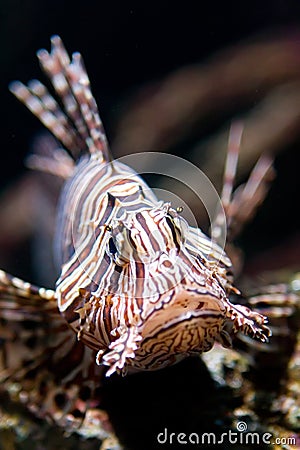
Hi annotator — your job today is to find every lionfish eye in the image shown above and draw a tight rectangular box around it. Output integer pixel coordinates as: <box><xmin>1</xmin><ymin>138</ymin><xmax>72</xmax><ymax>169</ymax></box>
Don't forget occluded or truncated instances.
<box><xmin>166</xmin><ymin>212</ymin><xmax>188</xmax><ymax>243</ymax></box>
<box><xmin>175</xmin><ymin>216</ymin><xmax>188</xmax><ymax>237</ymax></box>
<box><xmin>165</xmin><ymin>216</ymin><xmax>178</xmax><ymax>236</ymax></box>
<box><xmin>108</xmin><ymin>237</ymin><xmax>118</xmax><ymax>255</ymax></box>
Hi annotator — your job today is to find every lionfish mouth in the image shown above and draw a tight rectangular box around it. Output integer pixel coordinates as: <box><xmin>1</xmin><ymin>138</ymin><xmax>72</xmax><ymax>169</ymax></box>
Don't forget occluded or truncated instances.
<box><xmin>132</xmin><ymin>308</ymin><xmax>226</xmax><ymax>371</ymax></box>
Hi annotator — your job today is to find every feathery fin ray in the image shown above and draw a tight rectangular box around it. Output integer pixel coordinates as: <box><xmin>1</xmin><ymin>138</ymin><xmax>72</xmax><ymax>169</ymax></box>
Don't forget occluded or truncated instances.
<box><xmin>9</xmin><ymin>35</ymin><xmax>110</xmax><ymax>162</ymax></box>
<box><xmin>0</xmin><ymin>270</ymin><xmax>113</xmax><ymax>439</ymax></box>
<box><xmin>211</xmin><ymin>122</ymin><xmax>274</xmax><ymax>245</ymax></box>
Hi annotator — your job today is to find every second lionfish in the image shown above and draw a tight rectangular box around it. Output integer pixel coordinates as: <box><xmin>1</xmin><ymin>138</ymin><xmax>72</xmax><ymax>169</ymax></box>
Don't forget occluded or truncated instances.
<box><xmin>1</xmin><ymin>36</ymin><xmax>271</xmax><ymax>432</ymax></box>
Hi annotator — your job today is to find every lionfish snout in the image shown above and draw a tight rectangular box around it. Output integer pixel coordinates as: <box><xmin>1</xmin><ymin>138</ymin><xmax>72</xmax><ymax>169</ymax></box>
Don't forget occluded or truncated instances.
<box><xmin>118</xmin><ymin>285</ymin><xmax>228</xmax><ymax>372</ymax></box>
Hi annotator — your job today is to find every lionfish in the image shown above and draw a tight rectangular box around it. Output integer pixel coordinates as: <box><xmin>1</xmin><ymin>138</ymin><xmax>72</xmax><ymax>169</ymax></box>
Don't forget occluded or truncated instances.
<box><xmin>0</xmin><ymin>36</ymin><xmax>271</xmax><ymax>436</ymax></box>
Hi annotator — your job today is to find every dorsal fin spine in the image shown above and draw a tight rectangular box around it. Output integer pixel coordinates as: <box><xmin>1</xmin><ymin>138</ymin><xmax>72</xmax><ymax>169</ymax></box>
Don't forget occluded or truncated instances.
<box><xmin>9</xmin><ymin>35</ymin><xmax>110</xmax><ymax>163</ymax></box>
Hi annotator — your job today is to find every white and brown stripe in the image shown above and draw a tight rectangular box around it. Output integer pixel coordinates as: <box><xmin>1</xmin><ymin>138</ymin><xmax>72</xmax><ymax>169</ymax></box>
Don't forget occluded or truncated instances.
<box><xmin>8</xmin><ymin>36</ymin><xmax>271</xmax><ymax>377</ymax></box>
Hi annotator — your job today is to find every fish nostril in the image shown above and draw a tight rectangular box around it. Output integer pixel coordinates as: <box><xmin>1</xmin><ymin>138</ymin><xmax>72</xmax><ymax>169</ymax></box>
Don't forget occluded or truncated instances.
<box><xmin>161</xmin><ymin>260</ymin><xmax>172</xmax><ymax>268</ymax></box>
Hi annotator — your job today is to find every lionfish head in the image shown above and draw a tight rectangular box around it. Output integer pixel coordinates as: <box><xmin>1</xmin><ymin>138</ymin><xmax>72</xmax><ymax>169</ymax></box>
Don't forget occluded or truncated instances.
<box><xmin>108</xmin><ymin>203</ymin><xmax>189</xmax><ymax>266</ymax></box>
<box><xmin>100</xmin><ymin>203</ymin><xmax>234</xmax><ymax>375</ymax></box>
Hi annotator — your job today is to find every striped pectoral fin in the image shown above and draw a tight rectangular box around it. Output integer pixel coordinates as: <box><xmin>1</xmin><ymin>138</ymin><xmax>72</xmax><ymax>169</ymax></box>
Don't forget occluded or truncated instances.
<box><xmin>225</xmin><ymin>299</ymin><xmax>272</xmax><ymax>343</ymax></box>
<box><xmin>97</xmin><ymin>325</ymin><xmax>142</xmax><ymax>377</ymax></box>
<box><xmin>0</xmin><ymin>270</ymin><xmax>116</xmax><ymax>440</ymax></box>
<box><xmin>0</xmin><ymin>268</ymin><xmax>58</xmax><ymax>387</ymax></box>
<box><xmin>0</xmin><ymin>269</ymin><xmax>66</xmax><ymax>383</ymax></box>
<box><xmin>0</xmin><ymin>269</ymin><xmax>57</xmax><ymax>322</ymax></box>
<box><xmin>236</xmin><ymin>285</ymin><xmax>300</xmax><ymax>353</ymax></box>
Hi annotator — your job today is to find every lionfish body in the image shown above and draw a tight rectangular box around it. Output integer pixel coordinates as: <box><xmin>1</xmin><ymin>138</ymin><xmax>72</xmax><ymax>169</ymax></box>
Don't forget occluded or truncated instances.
<box><xmin>1</xmin><ymin>36</ymin><xmax>271</xmax><ymax>433</ymax></box>
<box><xmin>56</xmin><ymin>153</ymin><xmax>229</xmax><ymax>373</ymax></box>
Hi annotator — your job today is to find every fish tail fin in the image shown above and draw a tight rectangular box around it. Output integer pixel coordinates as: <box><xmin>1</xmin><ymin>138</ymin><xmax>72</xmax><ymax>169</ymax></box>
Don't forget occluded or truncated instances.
<box><xmin>9</xmin><ymin>35</ymin><xmax>110</xmax><ymax>162</ymax></box>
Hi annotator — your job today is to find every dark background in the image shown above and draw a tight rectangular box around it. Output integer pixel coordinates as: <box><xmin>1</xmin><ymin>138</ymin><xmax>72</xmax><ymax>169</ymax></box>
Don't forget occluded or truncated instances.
<box><xmin>1</xmin><ymin>0</ymin><xmax>300</xmax><ymax>279</ymax></box>
<box><xmin>1</xmin><ymin>0</ymin><xmax>300</xmax><ymax>179</ymax></box>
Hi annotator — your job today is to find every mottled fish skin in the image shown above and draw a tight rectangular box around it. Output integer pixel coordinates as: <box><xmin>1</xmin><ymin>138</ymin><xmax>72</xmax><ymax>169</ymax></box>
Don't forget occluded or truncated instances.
<box><xmin>6</xmin><ymin>36</ymin><xmax>271</xmax><ymax>380</ymax></box>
